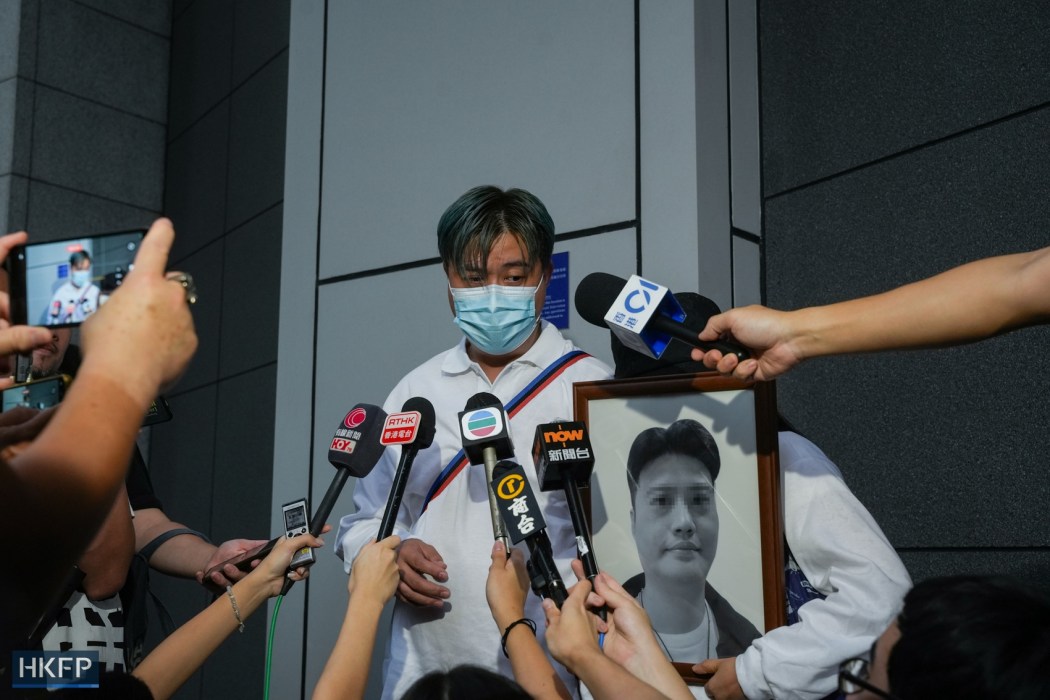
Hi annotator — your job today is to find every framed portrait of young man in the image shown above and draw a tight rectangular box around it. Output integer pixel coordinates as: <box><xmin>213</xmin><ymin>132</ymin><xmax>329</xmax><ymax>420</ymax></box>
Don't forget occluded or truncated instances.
<box><xmin>573</xmin><ymin>373</ymin><xmax>784</xmax><ymax>684</ymax></box>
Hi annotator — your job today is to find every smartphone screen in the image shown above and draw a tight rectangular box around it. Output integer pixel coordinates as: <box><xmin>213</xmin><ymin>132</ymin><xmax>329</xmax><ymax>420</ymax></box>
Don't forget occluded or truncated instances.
<box><xmin>1</xmin><ymin>376</ymin><xmax>68</xmax><ymax>412</ymax></box>
<box><xmin>7</xmin><ymin>229</ymin><xmax>146</xmax><ymax>327</ymax></box>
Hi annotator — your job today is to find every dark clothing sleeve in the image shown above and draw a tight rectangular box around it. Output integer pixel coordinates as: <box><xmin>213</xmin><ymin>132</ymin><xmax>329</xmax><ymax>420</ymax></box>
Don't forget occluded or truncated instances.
<box><xmin>125</xmin><ymin>446</ymin><xmax>162</xmax><ymax>512</ymax></box>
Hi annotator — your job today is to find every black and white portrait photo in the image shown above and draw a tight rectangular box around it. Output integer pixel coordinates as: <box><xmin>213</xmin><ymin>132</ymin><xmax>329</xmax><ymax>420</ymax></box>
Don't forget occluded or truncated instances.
<box><xmin>574</xmin><ymin>375</ymin><xmax>783</xmax><ymax>668</ymax></box>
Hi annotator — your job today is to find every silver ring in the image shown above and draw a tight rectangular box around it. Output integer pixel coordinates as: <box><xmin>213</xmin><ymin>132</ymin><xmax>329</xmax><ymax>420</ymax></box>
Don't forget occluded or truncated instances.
<box><xmin>168</xmin><ymin>272</ymin><xmax>198</xmax><ymax>305</ymax></box>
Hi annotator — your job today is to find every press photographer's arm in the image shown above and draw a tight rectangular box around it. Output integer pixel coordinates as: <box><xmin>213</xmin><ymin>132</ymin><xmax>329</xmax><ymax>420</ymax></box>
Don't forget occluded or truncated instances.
<box><xmin>0</xmin><ymin>218</ymin><xmax>197</xmax><ymax>645</ymax></box>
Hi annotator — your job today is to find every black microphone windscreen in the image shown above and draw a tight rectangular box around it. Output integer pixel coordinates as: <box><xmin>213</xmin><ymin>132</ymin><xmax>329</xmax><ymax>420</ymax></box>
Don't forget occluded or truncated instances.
<box><xmin>327</xmin><ymin>404</ymin><xmax>389</xmax><ymax>477</ymax></box>
<box><xmin>401</xmin><ymin>396</ymin><xmax>436</xmax><ymax>449</ymax></box>
<box><xmin>465</xmin><ymin>391</ymin><xmax>501</xmax><ymax>411</ymax></box>
<box><xmin>575</xmin><ymin>272</ymin><xmax>627</xmax><ymax>328</ymax></box>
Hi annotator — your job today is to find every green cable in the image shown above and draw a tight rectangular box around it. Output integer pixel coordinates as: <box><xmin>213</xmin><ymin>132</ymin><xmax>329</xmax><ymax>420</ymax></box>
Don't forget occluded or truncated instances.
<box><xmin>264</xmin><ymin>593</ymin><xmax>285</xmax><ymax>700</ymax></box>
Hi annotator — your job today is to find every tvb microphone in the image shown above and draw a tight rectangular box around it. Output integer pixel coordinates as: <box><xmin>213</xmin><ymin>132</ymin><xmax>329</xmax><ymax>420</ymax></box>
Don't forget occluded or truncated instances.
<box><xmin>377</xmin><ymin>397</ymin><xmax>436</xmax><ymax>540</ymax></box>
<box><xmin>533</xmin><ymin>421</ymin><xmax>600</xmax><ymax>585</ymax></box>
<box><xmin>491</xmin><ymin>460</ymin><xmax>568</xmax><ymax>608</ymax></box>
<box><xmin>575</xmin><ymin>272</ymin><xmax>749</xmax><ymax>361</ymax></box>
<box><xmin>459</xmin><ymin>392</ymin><xmax>515</xmax><ymax>553</ymax></box>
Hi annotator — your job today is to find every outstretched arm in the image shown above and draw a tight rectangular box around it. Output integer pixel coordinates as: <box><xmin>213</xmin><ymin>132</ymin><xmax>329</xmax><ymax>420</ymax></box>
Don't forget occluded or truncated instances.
<box><xmin>694</xmin><ymin>245</ymin><xmax>1050</xmax><ymax>380</ymax></box>
<box><xmin>484</xmin><ymin>542</ymin><xmax>571</xmax><ymax>700</ymax></box>
<box><xmin>133</xmin><ymin>531</ymin><xmax>323</xmax><ymax>700</ymax></box>
<box><xmin>313</xmin><ymin>535</ymin><xmax>401</xmax><ymax>700</ymax></box>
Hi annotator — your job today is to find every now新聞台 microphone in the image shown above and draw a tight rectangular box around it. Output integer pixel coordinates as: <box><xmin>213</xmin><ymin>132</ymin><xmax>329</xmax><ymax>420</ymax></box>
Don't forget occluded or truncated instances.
<box><xmin>459</xmin><ymin>392</ymin><xmax>515</xmax><ymax>553</ymax></box>
<box><xmin>533</xmin><ymin>421</ymin><xmax>600</xmax><ymax>586</ymax></box>
<box><xmin>216</xmin><ymin>403</ymin><xmax>388</xmax><ymax>580</ymax></box>
<box><xmin>377</xmin><ymin>397</ymin><xmax>436</xmax><ymax>540</ymax></box>
<box><xmin>575</xmin><ymin>272</ymin><xmax>749</xmax><ymax>361</ymax></box>
<box><xmin>491</xmin><ymin>460</ymin><xmax>568</xmax><ymax>608</ymax></box>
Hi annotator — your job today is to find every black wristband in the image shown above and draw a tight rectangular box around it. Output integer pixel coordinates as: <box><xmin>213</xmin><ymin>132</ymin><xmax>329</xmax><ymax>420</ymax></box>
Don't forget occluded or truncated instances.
<box><xmin>500</xmin><ymin>617</ymin><xmax>537</xmax><ymax>658</ymax></box>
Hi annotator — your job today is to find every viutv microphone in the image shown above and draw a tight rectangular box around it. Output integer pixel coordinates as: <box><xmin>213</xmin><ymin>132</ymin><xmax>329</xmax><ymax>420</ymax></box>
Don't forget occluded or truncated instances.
<box><xmin>533</xmin><ymin>421</ymin><xmax>601</xmax><ymax>589</ymax></box>
<box><xmin>460</xmin><ymin>392</ymin><xmax>514</xmax><ymax>552</ymax></box>
<box><xmin>491</xmin><ymin>460</ymin><xmax>568</xmax><ymax>608</ymax></box>
<box><xmin>377</xmin><ymin>397</ymin><xmax>436</xmax><ymax>540</ymax></box>
<box><xmin>575</xmin><ymin>272</ymin><xmax>749</xmax><ymax>361</ymax></box>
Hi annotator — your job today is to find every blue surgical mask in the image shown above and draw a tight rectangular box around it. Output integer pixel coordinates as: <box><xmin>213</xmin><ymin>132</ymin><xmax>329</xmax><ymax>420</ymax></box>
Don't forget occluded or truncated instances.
<box><xmin>450</xmin><ymin>279</ymin><xmax>541</xmax><ymax>356</ymax></box>
<box><xmin>71</xmin><ymin>269</ymin><xmax>91</xmax><ymax>287</ymax></box>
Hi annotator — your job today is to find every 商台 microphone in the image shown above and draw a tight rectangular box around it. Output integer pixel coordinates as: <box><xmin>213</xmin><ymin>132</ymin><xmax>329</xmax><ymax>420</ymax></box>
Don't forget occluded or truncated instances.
<box><xmin>459</xmin><ymin>392</ymin><xmax>514</xmax><ymax>553</ymax></box>
<box><xmin>575</xmin><ymin>272</ymin><xmax>749</xmax><ymax>361</ymax></box>
<box><xmin>491</xmin><ymin>460</ymin><xmax>568</xmax><ymax>608</ymax></box>
<box><xmin>377</xmin><ymin>397</ymin><xmax>436</xmax><ymax>540</ymax></box>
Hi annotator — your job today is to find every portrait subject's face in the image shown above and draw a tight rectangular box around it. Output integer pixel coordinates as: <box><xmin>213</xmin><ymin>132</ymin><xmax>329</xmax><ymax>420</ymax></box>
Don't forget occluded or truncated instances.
<box><xmin>631</xmin><ymin>453</ymin><xmax>719</xmax><ymax>586</ymax></box>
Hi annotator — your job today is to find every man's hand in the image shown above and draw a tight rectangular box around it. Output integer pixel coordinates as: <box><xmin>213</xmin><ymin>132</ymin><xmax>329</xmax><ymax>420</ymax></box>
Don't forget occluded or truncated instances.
<box><xmin>693</xmin><ymin>305</ymin><xmax>802</xmax><ymax>381</ymax></box>
<box><xmin>0</xmin><ymin>406</ymin><xmax>54</xmax><ymax>457</ymax></box>
<box><xmin>693</xmin><ymin>657</ymin><xmax>744</xmax><ymax>700</ymax></box>
<box><xmin>394</xmin><ymin>538</ymin><xmax>449</xmax><ymax>607</ymax></box>
<box><xmin>196</xmin><ymin>538</ymin><xmax>271</xmax><ymax>591</ymax></box>
<box><xmin>80</xmin><ymin>218</ymin><xmax>197</xmax><ymax>403</ymax></box>
<box><xmin>0</xmin><ymin>231</ymin><xmax>63</xmax><ymax>365</ymax></box>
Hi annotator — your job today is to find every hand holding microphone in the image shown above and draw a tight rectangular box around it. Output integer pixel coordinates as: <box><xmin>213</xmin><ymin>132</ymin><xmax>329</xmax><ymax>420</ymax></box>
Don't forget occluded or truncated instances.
<box><xmin>575</xmin><ymin>272</ymin><xmax>749</xmax><ymax>362</ymax></box>
<box><xmin>459</xmin><ymin>392</ymin><xmax>515</xmax><ymax>553</ymax></box>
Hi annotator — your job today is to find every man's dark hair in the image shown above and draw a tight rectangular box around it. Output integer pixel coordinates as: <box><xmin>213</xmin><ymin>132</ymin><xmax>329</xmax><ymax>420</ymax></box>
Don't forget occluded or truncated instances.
<box><xmin>889</xmin><ymin>575</ymin><xmax>1050</xmax><ymax>700</ymax></box>
<box><xmin>400</xmin><ymin>664</ymin><xmax>532</xmax><ymax>700</ymax></box>
<box><xmin>626</xmin><ymin>418</ymin><xmax>720</xmax><ymax>505</ymax></box>
<box><xmin>69</xmin><ymin>250</ymin><xmax>91</xmax><ymax>267</ymax></box>
<box><xmin>437</xmin><ymin>185</ymin><xmax>554</xmax><ymax>278</ymax></box>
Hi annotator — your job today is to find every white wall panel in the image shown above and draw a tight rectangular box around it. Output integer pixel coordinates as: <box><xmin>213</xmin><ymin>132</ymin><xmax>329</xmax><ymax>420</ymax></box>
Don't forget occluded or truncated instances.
<box><xmin>319</xmin><ymin>1</ymin><xmax>636</xmax><ymax>277</ymax></box>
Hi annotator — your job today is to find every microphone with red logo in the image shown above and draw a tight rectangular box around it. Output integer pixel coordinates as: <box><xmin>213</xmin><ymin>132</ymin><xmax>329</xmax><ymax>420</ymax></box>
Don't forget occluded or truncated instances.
<box><xmin>491</xmin><ymin>460</ymin><xmax>567</xmax><ymax>607</ymax></box>
<box><xmin>377</xmin><ymin>397</ymin><xmax>436</xmax><ymax>540</ymax></box>
<box><xmin>215</xmin><ymin>403</ymin><xmax>388</xmax><ymax>580</ymax></box>
<box><xmin>459</xmin><ymin>392</ymin><xmax>515</xmax><ymax>553</ymax></box>
<box><xmin>575</xmin><ymin>272</ymin><xmax>749</xmax><ymax>360</ymax></box>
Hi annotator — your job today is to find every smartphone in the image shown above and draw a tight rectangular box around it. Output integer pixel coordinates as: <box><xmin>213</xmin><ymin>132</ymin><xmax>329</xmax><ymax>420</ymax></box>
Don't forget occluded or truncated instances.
<box><xmin>1</xmin><ymin>375</ymin><xmax>70</xmax><ymax>412</ymax></box>
<box><xmin>7</xmin><ymin>228</ymin><xmax>146</xmax><ymax>328</ymax></box>
<box><xmin>282</xmin><ymin>498</ymin><xmax>315</xmax><ymax>569</ymax></box>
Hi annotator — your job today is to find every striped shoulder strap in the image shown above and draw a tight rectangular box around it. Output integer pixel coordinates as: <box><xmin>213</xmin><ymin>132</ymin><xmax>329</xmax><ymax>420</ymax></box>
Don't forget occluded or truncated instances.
<box><xmin>419</xmin><ymin>350</ymin><xmax>591</xmax><ymax>514</ymax></box>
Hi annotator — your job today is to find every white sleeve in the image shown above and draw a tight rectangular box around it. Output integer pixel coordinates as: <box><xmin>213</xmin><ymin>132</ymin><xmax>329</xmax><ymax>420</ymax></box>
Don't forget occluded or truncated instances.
<box><xmin>735</xmin><ymin>432</ymin><xmax>912</xmax><ymax>700</ymax></box>
<box><xmin>333</xmin><ymin>383</ymin><xmax>413</xmax><ymax>571</ymax></box>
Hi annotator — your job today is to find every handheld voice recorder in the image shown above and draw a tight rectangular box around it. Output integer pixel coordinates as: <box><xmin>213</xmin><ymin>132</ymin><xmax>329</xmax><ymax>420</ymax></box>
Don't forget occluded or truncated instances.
<box><xmin>282</xmin><ymin>498</ymin><xmax>315</xmax><ymax>570</ymax></box>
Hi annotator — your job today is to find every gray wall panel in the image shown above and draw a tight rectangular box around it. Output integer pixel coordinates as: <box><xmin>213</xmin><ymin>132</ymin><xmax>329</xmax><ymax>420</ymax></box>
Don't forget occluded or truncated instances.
<box><xmin>30</xmin><ymin>86</ymin><xmax>164</xmax><ymax>208</ymax></box>
<box><xmin>766</xmin><ymin>108</ymin><xmax>1050</xmax><ymax>550</ymax></box>
<box><xmin>25</xmin><ymin>180</ymin><xmax>155</xmax><ymax>237</ymax></box>
<box><xmin>168</xmin><ymin>0</ymin><xmax>233</xmax><ymax>137</ymax></box>
<box><xmin>761</xmin><ymin>1</ymin><xmax>1050</xmax><ymax>196</ymax></box>
<box><xmin>74</xmin><ymin>0</ymin><xmax>172</xmax><ymax>36</ymax></box>
<box><xmin>318</xmin><ymin>1</ymin><xmax>635</xmax><ymax>278</ymax></box>
<box><xmin>36</xmin><ymin>0</ymin><xmax>169</xmax><ymax>121</ymax></box>
<box><xmin>165</xmin><ymin>102</ymin><xmax>229</xmax><ymax>262</ymax></box>
<box><xmin>233</xmin><ymin>0</ymin><xmax>291</xmax><ymax>85</ymax></box>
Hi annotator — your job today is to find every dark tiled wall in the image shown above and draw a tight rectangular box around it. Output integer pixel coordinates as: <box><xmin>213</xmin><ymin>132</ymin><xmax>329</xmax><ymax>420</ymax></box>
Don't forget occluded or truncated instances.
<box><xmin>145</xmin><ymin>1</ymin><xmax>289</xmax><ymax>698</ymax></box>
<box><xmin>1</xmin><ymin>0</ymin><xmax>169</xmax><ymax>236</ymax></box>
<box><xmin>759</xmin><ymin>1</ymin><xmax>1050</xmax><ymax>591</ymax></box>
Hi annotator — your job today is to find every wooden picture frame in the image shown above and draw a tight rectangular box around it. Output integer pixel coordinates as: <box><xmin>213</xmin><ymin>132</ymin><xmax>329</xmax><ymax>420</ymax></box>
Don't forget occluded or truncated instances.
<box><xmin>573</xmin><ymin>373</ymin><xmax>784</xmax><ymax>685</ymax></box>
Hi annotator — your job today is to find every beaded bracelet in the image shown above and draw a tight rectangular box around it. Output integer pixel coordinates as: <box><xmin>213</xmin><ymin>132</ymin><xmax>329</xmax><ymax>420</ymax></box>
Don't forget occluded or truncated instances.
<box><xmin>226</xmin><ymin>585</ymin><xmax>245</xmax><ymax>633</ymax></box>
<box><xmin>500</xmin><ymin>617</ymin><xmax>537</xmax><ymax>658</ymax></box>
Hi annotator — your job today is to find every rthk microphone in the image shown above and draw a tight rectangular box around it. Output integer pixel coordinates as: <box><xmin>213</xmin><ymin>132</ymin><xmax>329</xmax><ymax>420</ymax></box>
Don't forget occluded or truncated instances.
<box><xmin>377</xmin><ymin>397</ymin><xmax>436</xmax><ymax>540</ymax></box>
<box><xmin>459</xmin><ymin>392</ymin><xmax>514</xmax><ymax>553</ymax></box>
<box><xmin>491</xmin><ymin>460</ymin><xmax>568</xmax><ymax>607</ymax></box>
<box><xmin>575</xmin><ymin>272</ymin><xmax>749</xmax><ymax>361</ymax></box>
<box><xmin>533</xmin><ymin>421</ymin><xmax>605</xmax><ymax>620</ymax></box>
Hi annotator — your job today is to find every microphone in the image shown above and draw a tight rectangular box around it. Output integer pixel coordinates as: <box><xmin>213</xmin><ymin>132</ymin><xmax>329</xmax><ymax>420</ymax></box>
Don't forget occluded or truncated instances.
<box><xmin>377</xmin><ymin>397</ymin><xmax>437</xmax><ymax>540</ymax></box>
<box><xmin>459</xmin><ymin>392</ymin><xmax>515</xmax><ymax>553</ymax></box>
<box><xmin>533</xmin><ymin>421</ymin><xmax>599</xmax><ymax>584</ymax></box>
<box><xmin>491</xmin><ymin>460</ymin><xmax>568</xmax><ymax>607</ymax></box>
<box><xmin>218</xmin><ymin>403</ymin><xmax>388</xmax><ymax>580</ymax></box>
<box><xmin>575</xmin><ymin>272</ymin><xmax>749</xmax><ymax>361</ymax></box>
<box><xmin>533</xmin><ymin>421</ymin><xmax>605</xmax><ymax>620</ymax></box>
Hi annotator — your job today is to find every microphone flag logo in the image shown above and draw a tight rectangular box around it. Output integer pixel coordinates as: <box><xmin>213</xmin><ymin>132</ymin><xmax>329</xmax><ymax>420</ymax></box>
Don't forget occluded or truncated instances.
<box><xmin>461</xmin><ymin>407</ymin><xmax>503</xmax><ymax>439</ymax></box>
<box><xmin>380</xmin><ymin>410</ymin><xmax>421</xmax><ymax>445</ymax></box>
